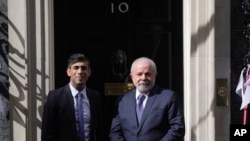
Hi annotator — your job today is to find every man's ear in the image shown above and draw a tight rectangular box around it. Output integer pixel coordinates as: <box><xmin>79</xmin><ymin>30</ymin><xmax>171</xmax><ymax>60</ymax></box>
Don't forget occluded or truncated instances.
<box><xmin>66</xmin><ymin>68</ymin><xmax>70</xmax><ymax>76</ymax></box>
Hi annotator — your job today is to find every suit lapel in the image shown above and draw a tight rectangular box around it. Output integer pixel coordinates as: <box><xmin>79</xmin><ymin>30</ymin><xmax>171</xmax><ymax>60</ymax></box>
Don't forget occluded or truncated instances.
<box><xmin>65</xmin><ymin>85</ymin><xmax>76</xmax><ymax>120</ymax></box>
<box><xmin>127</xmin><ymin>90</ymin><xmax>138</xmax><ymax>127</ymax></box>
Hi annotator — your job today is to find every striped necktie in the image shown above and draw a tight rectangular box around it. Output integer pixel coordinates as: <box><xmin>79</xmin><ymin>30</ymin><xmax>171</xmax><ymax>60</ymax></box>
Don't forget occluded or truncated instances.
<box><xmin>136</xmin><ymin>94</ymin><xmax>146</xmax><ymax>123</ymax></box>
<box><xmin>76</xmin><ymin>93</ymin><xmax>85</xmax><ymax>141</ymax></box>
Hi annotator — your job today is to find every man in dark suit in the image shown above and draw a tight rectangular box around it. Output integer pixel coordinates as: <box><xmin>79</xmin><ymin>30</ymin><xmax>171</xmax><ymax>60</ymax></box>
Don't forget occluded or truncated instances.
<box><xmin>110</xmin><ymin>57</ymin><xmax>185</xmax><ymax>141</ymax></box>
<box><xmin>41</xmin><ymin>53</ymin><xmax>103</xmax><ymax>141</ymax></box>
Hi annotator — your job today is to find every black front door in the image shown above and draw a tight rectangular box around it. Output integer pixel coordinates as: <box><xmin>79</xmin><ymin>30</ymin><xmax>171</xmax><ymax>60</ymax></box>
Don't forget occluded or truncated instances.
<box><xmin>54</xmin><ymin>0</ymin><xmax>183</xmax><ymax>140</ymax></box>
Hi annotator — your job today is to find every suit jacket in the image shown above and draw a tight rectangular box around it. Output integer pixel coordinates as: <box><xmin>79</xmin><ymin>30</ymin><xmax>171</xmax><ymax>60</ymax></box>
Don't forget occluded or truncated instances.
<box><xmin>41</xmin><ymin>84</ymin><xmax>103</xmax><ymax>141</ymax></box>
<box><xmin>110</xmin><ymin>85</ymin><xmax>185</xmax><ymax>141</ymax></box>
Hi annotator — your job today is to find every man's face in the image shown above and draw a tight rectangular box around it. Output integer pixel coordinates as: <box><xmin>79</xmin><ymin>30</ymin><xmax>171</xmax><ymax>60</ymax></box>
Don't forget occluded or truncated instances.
<box><xmin>67</xmin><ymin>61</ymin><xmax>91</xmax><ymax>90</ymax></box>
<box><xmin>130</xmin><ymin>61</ymin><xmax>156</xmax><ymax>93</ymax></box>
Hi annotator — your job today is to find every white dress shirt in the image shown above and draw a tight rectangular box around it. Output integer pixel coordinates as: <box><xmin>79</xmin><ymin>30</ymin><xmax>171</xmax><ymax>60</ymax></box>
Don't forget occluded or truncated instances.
<box><xmin>69</xmin><ymin>83</ymin><xmax>91</xmax><ymax>141</ymax></box>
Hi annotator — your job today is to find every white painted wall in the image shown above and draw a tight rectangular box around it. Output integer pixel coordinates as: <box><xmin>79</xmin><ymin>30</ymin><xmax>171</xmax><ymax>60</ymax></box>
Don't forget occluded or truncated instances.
<box><xmin>183</xmin><ymin>0</ymin><xmax>230</xmax><ymax>141</ymax></box>
<box><xmin>8</xmin><ymin>0</ymin><xmax>54</xmax><ymax>141</ymax></box>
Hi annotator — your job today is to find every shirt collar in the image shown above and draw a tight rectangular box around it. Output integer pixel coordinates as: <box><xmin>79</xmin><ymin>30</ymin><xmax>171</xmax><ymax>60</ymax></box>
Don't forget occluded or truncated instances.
<box><xmin>135</xmin><ymin>89</ymin><xmax>149</xmax><ymax>99</ymax></box>
<box><xmin>69</xmin><ymin>83</ymin><xmax>87</xmax><ymax>98</ymax></box>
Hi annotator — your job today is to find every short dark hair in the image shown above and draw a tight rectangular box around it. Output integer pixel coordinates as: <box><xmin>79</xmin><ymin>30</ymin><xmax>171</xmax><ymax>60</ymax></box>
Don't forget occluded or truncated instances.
<box><xmin>67</xmin><ymin>53</ymin><xmax>90</xmax><ymax>68</ymax></box>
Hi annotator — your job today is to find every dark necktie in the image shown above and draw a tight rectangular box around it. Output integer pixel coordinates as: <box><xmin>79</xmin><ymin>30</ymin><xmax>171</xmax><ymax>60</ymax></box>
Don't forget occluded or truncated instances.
<box><xmin>136</xmin><ymin>94</ymin><xmax>146</xmax><ymax>123</ymax></box>
<box><xmin>76</xmin><ymin>93</ymin><xmax>85</xmax><ymax>141</ymax></box>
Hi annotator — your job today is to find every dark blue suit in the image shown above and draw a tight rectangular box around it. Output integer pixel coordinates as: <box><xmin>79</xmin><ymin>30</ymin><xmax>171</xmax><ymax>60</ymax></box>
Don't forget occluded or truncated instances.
<box><xmin>41</xmin><ymin>84</ymin><xmax>103</xmax><ymax>141</ymax></box>
<box><xmin>110</xmin><ymin>85</ymin><xmax>185</xmax><ymax>141</ymax></box>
